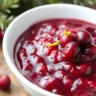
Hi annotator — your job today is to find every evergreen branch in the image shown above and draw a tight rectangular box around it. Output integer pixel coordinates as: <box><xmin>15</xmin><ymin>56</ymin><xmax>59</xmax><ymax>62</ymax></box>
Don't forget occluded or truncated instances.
<box><xmin>0</xmin><ymin>0</ymin><xmax>19</xmax><ymax>13</ymax></box>
<box><xmin>48</xmin><ymin>0</ymin><xmax>61</xmax><ymax>3</ymax></box>
<box><xmin>0</xmin><ymin>14</ymin><xmax>14</xmax><ymax>30</ymax></box>
<box><xmin>0</xmin><ymin>0</ymin><xmax>19</xmax><ymax>30</ymax></box>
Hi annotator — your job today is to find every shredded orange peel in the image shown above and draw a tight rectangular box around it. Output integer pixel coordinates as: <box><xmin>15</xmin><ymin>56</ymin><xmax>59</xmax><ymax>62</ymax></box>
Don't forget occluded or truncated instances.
<box><xmin>45</xmin><ymin>41</ymin><xmax>60</xmax><ymax>47</ymax></box>
<box><xmin>45</xmin><ymin>30</ymin><xmax>71</xmax><ymax>47</ymax></box>
<box><xmin>63</xmin><ymin>30</ymin><xmax>71</xmax><ymax>37</ymax></box>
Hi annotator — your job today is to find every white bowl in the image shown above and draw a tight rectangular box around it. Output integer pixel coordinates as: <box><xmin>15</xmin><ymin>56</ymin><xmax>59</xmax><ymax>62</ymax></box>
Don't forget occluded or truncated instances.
<box><xmin>3</xmin><ymin>4</ymin><xmax>96</xmax><ymax>96</ymax></box>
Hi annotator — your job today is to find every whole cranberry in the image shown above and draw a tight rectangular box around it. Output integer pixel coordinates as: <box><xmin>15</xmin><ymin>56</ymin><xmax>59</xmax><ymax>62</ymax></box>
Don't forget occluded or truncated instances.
<box><xmin>36</xmin><ymin>63</ymin><xmax>48</xmax><ymax>76</ymax></box>
<box><xmin>60</xmin><ymin>34</ymin><xmax>74</xmax><ymax>47</ymax></box>
<box><xmin>0</xmin><ymin>29</ymin><xmax>4</xmax><ymax>39</ymax></box>
<box><xmin>76</xmin><ymin>31</ymin><xmax>91</xmax><ymax>45</ymax></box>
<box><xmin>92</xmin><ymin>37</ymin><xmax>96</xmax><ymax>45</ymax></box>
<box><xmin>81</xmin><ymin>53</ymin><xmax>92</xmax><ymax>62</ymax></box>
<box><xmin>85</xmin><ymin>26</ymin><xmax>95</xmax><ymax>33</ymax></box>
<box><xmin>76</xmin><ymin>63</ymin><xmax>92</xmax><ymax>75</ymax></box>
<box><xmin>0</xmin><ymin>75</ymin><xmax>11</xmax><ymax>90</ymax></box>
<box><xmin>62</xmin><ymin>41</ymin><xmax>80</xmax><ymax>60</ymax></box>
<box><xmin>63</xmin><ymin>76</ymin><xmax>73</xmax><ymax>89</ymax></box>
<box><xmin>24</xmin><ymin>60</ymin><xmax>33</xmax><ymax>72</ymax></box>
<box><xmin>89</xmin><ymin>45</ymin><xmax>96</xmax><ymax>55</ymax></box>
<box><xmin>81</xmin><ymin>45</ymin><xmax>96</xmax><ymax>62</ymax></box>
<box><xmin>63</xmin><ymin>63</ymin><xmax>82</xmax><ymax>78</ymax></box>
<box><xmin>43</xmin><ymin>45</ymin><xmax>57</xmax><ymax>55</ymax></box>
<box><xmin>88</xmin><ymin>45</ymin><xmax>96</xmax><ymax>60</ymax></box>
<box><xmin>39</xmin><ymin>76</ymin><xmax>58</xmax><ymax>90</ymax></box>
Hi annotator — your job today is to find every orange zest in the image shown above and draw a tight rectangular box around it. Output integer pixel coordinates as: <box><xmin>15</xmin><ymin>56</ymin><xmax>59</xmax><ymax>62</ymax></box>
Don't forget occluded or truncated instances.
<box><xmin>63</xmin><ymin>30</ymin><xmax>71</xmax><ymax>37</ymax></box>
<box><xmin>45</xmin><ymin>30</ymin><xmax>70</xmax><ymax>47</ymax></box>
<box><xmin>45</xmin><ymin>41</ymin><xmax>60</xmax><ymax>47</ymax></box>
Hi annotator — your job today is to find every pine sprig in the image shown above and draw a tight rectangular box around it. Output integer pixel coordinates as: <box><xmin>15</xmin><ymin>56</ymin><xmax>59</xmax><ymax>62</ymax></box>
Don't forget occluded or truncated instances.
<box><xmin>0</xmin><ymin>0</ymin><xmax>19</xmax><ymax>13</ymax></box>
<box><xmin>0</xmin><ymin>0</ymin><xmax>19</xmax><ymax>30</ymax></box>
<box><xmin>0</xmin><ymin>14</ymin><xmax>14</xmax><ymax>30</ymax></box>
<box><xmin>72</xmin><ymin>0</ymin><xmax>96</xmax><ymax>6</ymax></box>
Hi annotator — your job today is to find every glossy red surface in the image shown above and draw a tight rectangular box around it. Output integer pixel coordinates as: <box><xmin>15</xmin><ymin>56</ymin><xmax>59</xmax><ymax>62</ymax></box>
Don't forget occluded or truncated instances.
<box><xmin>14</xmin><ymin>19</ymin><xmax>96</xmax><ymax>96</ymax></box>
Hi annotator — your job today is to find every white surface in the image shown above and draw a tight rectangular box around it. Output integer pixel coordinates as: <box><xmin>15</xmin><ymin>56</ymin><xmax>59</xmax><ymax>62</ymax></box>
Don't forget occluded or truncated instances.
<box><xmin>3</xmin><ymin>4</ymin><xmax>96</xmax><ymax>96</ymax></box>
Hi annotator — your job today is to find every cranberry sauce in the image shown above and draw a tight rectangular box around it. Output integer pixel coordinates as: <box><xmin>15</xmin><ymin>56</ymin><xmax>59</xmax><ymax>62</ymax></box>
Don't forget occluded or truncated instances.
<box><xmin>14</xmin><ymin>19</ymin><xmax>96</xmax><ymax>96</ymax></box>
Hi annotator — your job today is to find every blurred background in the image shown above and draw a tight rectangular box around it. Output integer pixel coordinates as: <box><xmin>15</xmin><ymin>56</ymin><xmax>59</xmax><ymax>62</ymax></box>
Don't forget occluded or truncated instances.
<box><xmin>0</xmin><ymin>0</ymin><xmax>96</xmax><ymax>39</ymax></box>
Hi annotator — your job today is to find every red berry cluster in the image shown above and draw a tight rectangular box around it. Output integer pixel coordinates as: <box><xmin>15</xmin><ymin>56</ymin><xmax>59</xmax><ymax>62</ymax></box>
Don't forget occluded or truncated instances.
<box><xmin>60</xmin><ymin>30</ymin><xmax>92</xmax><ymax>62</ymax></box>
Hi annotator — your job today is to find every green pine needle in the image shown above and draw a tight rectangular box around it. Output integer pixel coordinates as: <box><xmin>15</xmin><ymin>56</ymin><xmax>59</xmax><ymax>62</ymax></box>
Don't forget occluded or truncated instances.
<box><xmin>0</xmin><ymin>0</ymin><xmax>19</xmax><ymax>30</ymax></box>
<box><xmin>0</xmin><ymin>14</ymin><xmax>14</xmax><ymax>30</ymax></box>
<box><xmin>0</xmin><ymin>0</ymin><xmax>19</xmax><ymax>12</ymax></box>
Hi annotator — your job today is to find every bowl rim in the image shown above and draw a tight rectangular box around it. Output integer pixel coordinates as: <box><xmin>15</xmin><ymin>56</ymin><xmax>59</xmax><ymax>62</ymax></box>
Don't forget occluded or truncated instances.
<box><xmin>3</xmin><ymin>4</ymin><xmax>96</xmax><ymax>96</ymax></box>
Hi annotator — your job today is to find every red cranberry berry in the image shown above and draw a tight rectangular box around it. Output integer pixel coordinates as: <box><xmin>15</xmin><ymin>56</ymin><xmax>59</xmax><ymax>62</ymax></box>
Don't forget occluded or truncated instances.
<box><xmin>71</xmin><ymin>78</ymin><xmax>88</xmax><ymax>92</ymax></box>
<box><xmin>81</xmin><ymin>53</ymin><xmax>92</xmax><ymax>62</ymax></box>
<box><xmin>81</xmin><ymin>45</ymin><xmax>96</xmax><ymax>62</ymax></box>
<box><xmin>60</xmin><ymin>34</ymin><xmax>74</xmax><ymax>47</ymax></box>
<box><xmin>76</xmin><ymin>31</ymin><xmax>91</xmax><ymax>45</ymax></box>
<box><xmin>49</xmin><ymin>50</ymin><xmax>63</xmax><ymax>63</ymax></box>
<box><xmin>36</xmin><ymin>63</ymin><xmax>48</xmax><ymax>76</ymax></box>
<box><xmin>0</xmin><ymin>75</ymin><xmax>11</xmax><ymax>90</ymax></box>
<box><xmin>85</xmin><ymin>26</ymin><xmax>95</xmax><ymax>33</ymax></box>
<box><xmin>88</xmin><ymin>45</ymin><xmax>96</xmax><ymax>60</ymax></box>
<box><xmin>63</xmin><ymin>63</ymin><xmax>82</xmax><ymax>78</ymax></box>
<box><xmin>62</xmin><ymin>41</ymin><xmax>80</xmax><ymax>60</ymax></box>
<box><xmin>49</xmin><ymin>50</ymin><xmax>58</xmax><ymax>63</ymax></box>
<box><xmin>92</xmin><ymin>37</ymin><xmax>96</xmax><ymax>45</ymax></box>
<box><xmin>63</xmin><ymin>76</ymin><xmax>73</xmax><ymax>89</ymax></box>
<box><xmin>54</xmin><ymin>71</ymin><xmax>66</xmax><ymax>79</ymax></box>
<box><xmin>89</xmin><ymin>45</ymin><xmax>96</xmax><ymax>55</ymax></box>
<box><xmin>0</xmin><ymin>29</ymin><xmax>4</xmax><ymax>39</ymax></box>
<box><xmin>39</xmin><ymin>76</ymin><xmax>58</xmax><ymax>90</ymax></box>
<box><xmin>87</xmin><ymin>81</ymin><xmax>96</xmax><ymax>91</ymax></box>
<box><xmin>76</xmin><ymin>63</ymin><xmax>92</xmax><ymax>75</ymax></box>
<box><xmin>43</xmin><ymin>45</ymin><xmax>57</xmax><ymax>55</ymax></box>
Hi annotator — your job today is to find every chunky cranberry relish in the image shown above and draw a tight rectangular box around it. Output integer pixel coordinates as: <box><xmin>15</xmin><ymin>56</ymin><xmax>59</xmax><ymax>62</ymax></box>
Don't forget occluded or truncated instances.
<box><xmin>14</xmin><ymin>19</ymin><xmax>96</xmax><ymax>96</ymax></box>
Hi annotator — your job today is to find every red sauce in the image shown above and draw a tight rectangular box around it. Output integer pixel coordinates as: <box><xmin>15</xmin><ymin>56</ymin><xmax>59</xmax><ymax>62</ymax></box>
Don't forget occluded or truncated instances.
<box><xmin>14</xmin><ymin>19</ymin><xmax>96</xmax><ymax>96</ymax></box>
